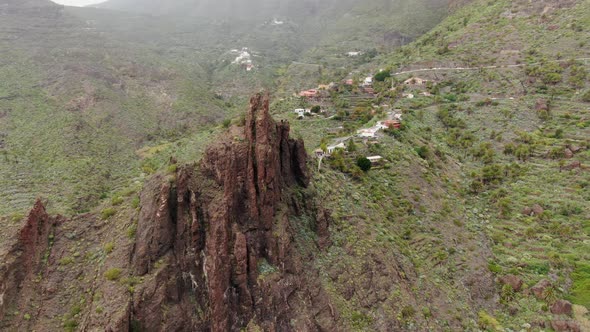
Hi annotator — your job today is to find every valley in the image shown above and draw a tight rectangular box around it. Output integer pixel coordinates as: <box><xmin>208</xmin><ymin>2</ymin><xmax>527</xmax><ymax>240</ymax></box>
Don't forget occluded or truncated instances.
<box><xmin>0</xmin><ymin>0</ymin><xmax>589</xmax><ymax>331</ymax></box>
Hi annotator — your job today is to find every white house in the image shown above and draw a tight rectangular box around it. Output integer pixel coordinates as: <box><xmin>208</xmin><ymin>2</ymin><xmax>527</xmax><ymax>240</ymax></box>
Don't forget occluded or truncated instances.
<box><xmin>404</xmin><ymin>77</ymin><xmax>429</xmax><ymax>85</ymax></box>
<box><xmin>363</xmin><ymin>76</ymin><xmax>373</xmax><ymax>86</ymax></box>
<box><xmin>376</xmin><ymin>122</ymin><xmax>389</xmax><ymax>130</ymax></box>
<box><xmin>293</xmin><ymin>108</ymin><xmax>311</xmax><ymax>117</ymax></box>
<box><xmin>367</xmin><ymin>156</ymin><xmax>384</xmax><ymax>164</ymax></box>
<box><xmin>347</xmin><ymin>51</ymin><xmax>362</xmax><ymax>57</ymax></box>
<box><xmin>327</xmin><ymin>142</ymin><xmax>346</xmax><ymax>154</ymax></box>
<box><xmin>357</xmin><ymin>128</ymin><xmax>379</xmax><ymax>138</ymax></box>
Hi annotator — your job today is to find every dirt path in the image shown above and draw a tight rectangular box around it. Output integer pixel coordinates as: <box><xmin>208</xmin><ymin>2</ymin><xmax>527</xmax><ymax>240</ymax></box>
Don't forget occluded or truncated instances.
<box><xmin>392</xmin><ymin>57</ymin><xmax>590</xmax><ymax>76</ymax></box>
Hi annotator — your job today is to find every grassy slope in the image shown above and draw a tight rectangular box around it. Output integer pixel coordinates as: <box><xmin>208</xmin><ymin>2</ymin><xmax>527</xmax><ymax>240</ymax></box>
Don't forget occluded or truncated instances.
<box><xmin>267</xmin><ymin>0</ymin><xmax>589</xmax><ymax>329</ymax></box>
<box><xmin>0</xmin><ymin>5</ymin><xmax>235</xmax><ymax>217</ymax></box>
<box><xmin>376</xmin><ymin>0</ymin><xmax>590</xmax><ymax>327</ymax></box>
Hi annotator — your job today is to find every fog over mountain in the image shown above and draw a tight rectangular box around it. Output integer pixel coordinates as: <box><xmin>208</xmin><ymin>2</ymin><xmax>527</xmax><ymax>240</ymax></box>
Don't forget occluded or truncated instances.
<box><xmin>51</xmin><ymin>0</ymin><xmax>105</xmax><ymax>6</ymax></box>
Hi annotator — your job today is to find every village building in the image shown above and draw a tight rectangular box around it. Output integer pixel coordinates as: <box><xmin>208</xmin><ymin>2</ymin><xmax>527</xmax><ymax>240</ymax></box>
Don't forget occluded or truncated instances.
<box><xmin>299</xmin><ymin>89</ymin><xmax>319</xmax><ymax>98</ymax></box>
<box><xmin>347</xmin><ymin>51</ymin><xmax>362</xmax><ymax>57</ymax></box>
<box><xmin>327</xmin><ymin>142</ymin><xmax>346</xmax><ymax>155</ymax></box>
<box><xmin>384</xmin><ymin>119</ymin><xmax>402</xmax><ymax>129</ymax></box>
<box><xmin>294</xmin><ymin>108</ymin><xmax>312</xmax><ymax>118</ymax></box>
<box><xmin>362</xmin><ymin>76</ymin><xmax>373</xmax><ymax>87</ymax></box>
<box><xmin>402</xmin><ymin>93</ymin><xmax>415</xmax><ymax>99</ymax></box>
<box><xmin>314</xmin><ymin>149</ymin><xmax>325</xmax><ymax>158</ymax></box>
<box><xmin>357</xmin><ymin>127</ymin><xmax>379</xmax><ymax>139</ymax></box>
<box><xmin>404</xmin><ymin>77</ymin><xmax>429</xmax><ymax>85</ymax></box>
<box><xmin>367</xmin><ymin>156</ymin><xmax>384</xmax><ymax>164</ymax></box>
<box><xmin>343</xmin><ymin>79</ymin><xmax>354</xmax><ymax>86</ymax></box>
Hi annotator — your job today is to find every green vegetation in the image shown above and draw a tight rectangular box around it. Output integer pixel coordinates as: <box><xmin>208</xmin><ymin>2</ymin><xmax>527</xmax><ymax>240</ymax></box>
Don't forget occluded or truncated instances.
<box><xmin>1</xmin><ymin>0</ymin><xmax>589</xmax><ymax>330</ymax></box>
<box><xmin>356</xmin><ymin>157</ymin><xmax>372</xmax><ymax>172</ymax></box>
<box><xmin>104</xmin><ymin>268</ymin><xmax>122</xmax><ymax>281</ymax></box>
<box><xmin>100</xmin><ymin>208</ymin><xmax>117</xmax><ymax>220</ymax></box>
<box><xmin>104</xmin><ymin>242</ymin><xmax>115</xmax><ymax>254</ymax></box>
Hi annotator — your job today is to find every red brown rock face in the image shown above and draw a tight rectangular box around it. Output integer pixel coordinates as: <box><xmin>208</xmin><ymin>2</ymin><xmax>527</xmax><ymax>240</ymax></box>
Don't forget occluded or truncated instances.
<box><xmin>1</xmin><ymin>94</ymin><xmax>331</xmax><ymax>331</ymax></box>
<box><xmin>0</xmin><ymin>200</ymin><xmax>61</xmax><ymax>321</ymax></box>
<box><xmin>129</xmin><ymin>93</ymin><xmax>330</xmax><ymax>331</ymax></box>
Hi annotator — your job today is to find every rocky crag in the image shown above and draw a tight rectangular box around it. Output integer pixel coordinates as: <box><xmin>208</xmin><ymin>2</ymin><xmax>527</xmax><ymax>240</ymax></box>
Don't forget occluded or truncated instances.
<box><xmin>0</xmin><ymin>93</ymin><xmax>334</xmax><ymax>331</ymax></box>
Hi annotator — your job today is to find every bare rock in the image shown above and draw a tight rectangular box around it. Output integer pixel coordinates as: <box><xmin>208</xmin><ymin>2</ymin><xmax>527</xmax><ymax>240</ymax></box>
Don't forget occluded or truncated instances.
<box><xmin>564</xmin><ymin>148</ymin><xmax>574</xmax><ymax>159</ymax></box>
<box><xmin>535</xmin><ymin>99</ymin><xmax>549</xmax><ymax>111</ymax></box>
<box><xmin>551</xmin><ymin>300</ymin><xmax>573</xmax><ymax>316</ymax></box>
<box><xmin>531</xmin><ymin>204</ymin><xmax>544</xmax><ymax>216</ymax></box>
<box><xmin>522</xmin><ymin>206</ymin><xmax>533</xmax><ymax>216</ymax></box>
<box><xmin>551</xmin><ymin>320</ymin><xmax>580</xmax><ymax>332</ymax></box>
<box><xmin>499</xmin><ymin>274</ymin><xmax>524</xmax><ymax>292</ymax></box>
<box><xmin>531</xmin><ymin>279</ymin><xmax>551</xmax><ymax>299</ymax></box>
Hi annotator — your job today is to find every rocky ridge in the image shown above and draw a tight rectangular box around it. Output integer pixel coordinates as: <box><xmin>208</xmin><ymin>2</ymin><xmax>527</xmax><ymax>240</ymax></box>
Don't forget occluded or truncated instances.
<box><xmin>0</xmin><ymin>93</ymin><xmax>334</xmax><ymax>331</ymax></box>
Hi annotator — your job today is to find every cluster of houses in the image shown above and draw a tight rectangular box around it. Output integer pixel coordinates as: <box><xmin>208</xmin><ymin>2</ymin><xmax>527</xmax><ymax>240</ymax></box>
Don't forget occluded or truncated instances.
<box><xmin>314</xmin><ymin>141</ymin><xmax>384</xmax><ymax>167</ymax></box>
<box><xmin>293</xmin><ymin>108</ymin><xmax>326</xmax><ymax>118</ymax></box>
<box><xmin>297</xmin><ymin>74</ymin><xmax>379</xmax><ymax>100</ymax></box>
<box><xmin>230</xmin><ymin>47</ymin><xmax>254</xmax><ymax>71</ymax></box>
<box><xmin>356</xmin><ymin>115</ymin><xmax>402</xmax><ymax>139</ymax></box>
<box><xmin>312</xmin><ymin>108</ymin><xmax>403</xmax><ymax>168</ymax></box>
<box><xmin>400</xmin><ymin>77</ymin><xmax>432</xmax><ymax>98</ymax></box>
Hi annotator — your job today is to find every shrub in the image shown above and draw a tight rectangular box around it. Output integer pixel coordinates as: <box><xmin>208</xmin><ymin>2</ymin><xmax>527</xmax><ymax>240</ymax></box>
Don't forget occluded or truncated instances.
<box><xmin>104</xmin><ymin>242</ymin><xmax>115</xmax><ymax>254</ymax></box>
<box><xmin>582</xmin><ymin>90</ymin><xmax>590</xmax><ymax>102</ymax></box>
<box><xmin>374</xmin><ymin>70</ymin><xmax>391</xmax><ymax>82</ymax></box>
<box><xmin>415</xmin><ymin>146</ymin><xmax>430</xmax><ymax>160</ymax></box>
<box><xmin>488</xmin><ymin>261</ymin><xmax>502</xmax><ymax>274</ymax></box>
<box><xmin>131</xmin><ymin>196</ymin><xmax>140</xmax><ymax>209</ymax></box>
<box><xmin>401</xmin><ymin>305</ymin><xmax>416</xmax><ymax>319</ymax></box>
<box><xmin>167</xmin><ymin>164</ymin><xmax>178</xmax><ymax>174</ymax></box>
<box><xmin>127</xmin><ymin>223</ymin><xmax>137</xmax><ymax>239</ymax></box>
<box><xmin>104</xmin><ymin>268</ymin><xmax>122</xmax><ymax>281</ymax></box>
<box><xmin>222</xmin><ymin>119</ymin><xmax>232</xmax><ymax>128</ymax></box>
<box><xmin>59</xmin><ymin>257</ymin><xmax>74</xmax><ymax>265</ymax></box>
<box><xmin>478</xmin><ymin>310</ymin><xmax>502</xmax><ymax>331</ymax></box>
<box><xmin>310</xmin><ymin>105</ymin><xmax>321</xmax><ymax>113</ymax></box>
<box><xmin>101</xmin><ymin>208</ymin><xmax>117</xmax><ymax>220</ymax></box>
<box><xmin>356</xmin><ymin>157</ymin><xmax>372</xmax><ymax>172</ymax></box>
<box><xmin>111</xmin><ymin>196</ymin><xmax>124</xmax><ymax>206</ymax></box>
<box><xmin>10</xmin><ymin>212</ymin><xmax>24</xmax><ymax>223</ymax></box>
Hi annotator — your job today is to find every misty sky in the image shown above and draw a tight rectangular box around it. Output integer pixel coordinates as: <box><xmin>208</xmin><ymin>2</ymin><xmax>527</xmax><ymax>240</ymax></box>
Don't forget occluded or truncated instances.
<box><xmin>51</xmin><ymin>0</ymin><xmax>105</xmax><ymax>6</ymax></box>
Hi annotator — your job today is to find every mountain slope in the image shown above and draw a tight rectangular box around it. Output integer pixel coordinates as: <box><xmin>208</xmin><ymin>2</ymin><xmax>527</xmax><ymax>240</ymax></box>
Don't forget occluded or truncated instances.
<box><xmin>0</xmin><ymin>0</ymin><xmax>234</xmax><ymax>216</ymax></box>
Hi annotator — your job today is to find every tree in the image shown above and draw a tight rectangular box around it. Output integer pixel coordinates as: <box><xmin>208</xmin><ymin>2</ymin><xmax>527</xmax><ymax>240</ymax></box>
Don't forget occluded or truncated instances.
<box><xmin>311</xmin><ymin>105</ymin><xmax>321</xmax><ymax>113</ymax></box>
<box><xmin>374</xmin><ymin>71</ymin><xmax>391</xmax><ymax>82</ymax></box>
<box><xmin>356</xmin><ymin>157</ymin><xmax>372</xmax><ymax>172</ymax></box>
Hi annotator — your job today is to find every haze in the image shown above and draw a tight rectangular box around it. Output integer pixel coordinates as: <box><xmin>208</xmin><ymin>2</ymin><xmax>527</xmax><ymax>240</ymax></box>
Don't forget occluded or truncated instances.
<box><xmin>51</xmin><ymin>0</ymin><xmax>105</xmax><ymax>6</ymax></box>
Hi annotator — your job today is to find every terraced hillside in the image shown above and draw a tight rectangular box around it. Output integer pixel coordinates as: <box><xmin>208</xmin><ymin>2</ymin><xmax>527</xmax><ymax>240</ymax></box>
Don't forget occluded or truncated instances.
<box><xmin>264</xmin><ymin>0</ymin><xmax>590</xmax><ymax>329</ymax></box>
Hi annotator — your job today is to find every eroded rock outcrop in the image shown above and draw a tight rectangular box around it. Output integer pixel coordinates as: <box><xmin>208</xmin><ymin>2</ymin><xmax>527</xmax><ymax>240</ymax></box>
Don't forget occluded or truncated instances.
<box><xmin>0</xmin><ymin>200</ymin><xmax>62</xmax><ymax>321</ymax></box>
<box><xmin>0</xmin><ymin>93</ymin><xmax>332</xmax><ymax>332</ymax></box>
<box><xmin>129</xmin><ymin>93</ymin><xmax>333</xmax><ymax>331</ymax></box>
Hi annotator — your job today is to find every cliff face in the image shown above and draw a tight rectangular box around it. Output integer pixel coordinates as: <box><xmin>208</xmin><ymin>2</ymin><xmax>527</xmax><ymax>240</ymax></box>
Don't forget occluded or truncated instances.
<box><xmin>0</xmin><ymin>93</ymin><xmax>333</xmax><ymax>331</ymax></box>
<box><xmin>0</xmin><ymin>200</ymin><xmax>62</xmax><ymax>322</ymax></box>
<box><xmin>129</xmin><ymin>93</ymin><xmax>332</xmax><ymax>331</ymax></box>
